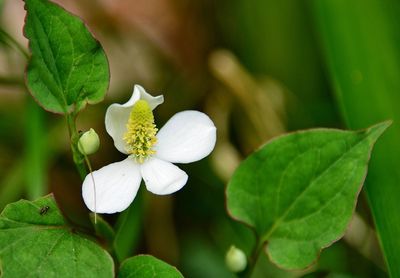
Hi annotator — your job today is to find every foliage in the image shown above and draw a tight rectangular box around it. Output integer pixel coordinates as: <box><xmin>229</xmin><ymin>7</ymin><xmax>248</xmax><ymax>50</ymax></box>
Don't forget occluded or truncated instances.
<box><xmin>23</xmin><ymin>0</ymin><xmax>109</xmax><ymax>114</ymax></box>
<box><xmin>0</xmin><ymin>0</ymin><xmax>396</xmax><ymax>276</ymax></box>
<box><xmin>118</xmin><ymin>255</ymin><xmax>183</xmax><ymax>278</ymax></box>
<box><xmin>0</xmin><ymin>195</ymin><xmax>114</xmax><ymax>277</ymax></box>
<box><xmin>227</xmin><ymin>122</ymin><xmax>389</xmax><ymax>269</ymax></box>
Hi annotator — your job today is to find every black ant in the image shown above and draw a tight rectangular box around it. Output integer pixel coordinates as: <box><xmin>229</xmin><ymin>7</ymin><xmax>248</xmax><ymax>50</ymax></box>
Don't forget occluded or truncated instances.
<box><xmin>39</xmin><ymin>206</ymin><xmax>50</xmax><ymax>215</ymax></box>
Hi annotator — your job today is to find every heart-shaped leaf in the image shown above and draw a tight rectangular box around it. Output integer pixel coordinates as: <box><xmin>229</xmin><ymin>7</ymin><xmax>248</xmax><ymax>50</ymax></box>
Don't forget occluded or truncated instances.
<box><xmin>0</xmin><ymin>195</ymin><xmax>114</xmax><ymax>277</ymax></box>
<box><xmin>226</xmin><ymin>122</ymin><xmax>390</xmax><ymax>269</ymax></box>
<box><xmin>118</xmin><ymin>255</ymin><xmax>183</xmax><ymax>278</ymax></box>
<box><xmin>23</xmin><ymin>0</ymin><xmax>109</xmax><ymax>114</ymax></box>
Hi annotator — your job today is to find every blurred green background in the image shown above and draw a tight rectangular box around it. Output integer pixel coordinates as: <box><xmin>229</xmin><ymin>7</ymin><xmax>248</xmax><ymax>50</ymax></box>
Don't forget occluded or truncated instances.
<box><xmin>1</xmin><ymin>0</ymin><xmax>399</xmax><ymax>277</ymax></box>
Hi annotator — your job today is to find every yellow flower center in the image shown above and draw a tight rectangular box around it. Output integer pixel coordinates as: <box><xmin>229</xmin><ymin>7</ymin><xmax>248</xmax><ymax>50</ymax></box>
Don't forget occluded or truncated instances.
<box><xmin>123</xmin><ymin>100</ymin><xmax>158</xmax><ymax>163</ymax></box>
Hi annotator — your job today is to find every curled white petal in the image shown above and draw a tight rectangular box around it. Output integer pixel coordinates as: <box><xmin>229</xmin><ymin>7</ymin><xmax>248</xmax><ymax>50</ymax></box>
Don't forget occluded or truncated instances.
<box><xmin>82</xmin><ymin>158</ymin><xmax>142</xmax><ymax>214</ymax></box>
<box><xmin>133</xmin><ymin>85</ymin><xmax>164</xmax><ymax>110</ymax></box>
<box><xmin>141</xmin><ymin>158</ymin><xmax>188</xmax><ymax>195</ymax></box>
<box><xmin>105</xmin><ymin>85</ymin><xmax>164</xmax><ymax>154</ymax></box>
<box><xmin>155</xmin><ymin>111</ymin><xmax>217</xmax><ymax>163</ymax></box>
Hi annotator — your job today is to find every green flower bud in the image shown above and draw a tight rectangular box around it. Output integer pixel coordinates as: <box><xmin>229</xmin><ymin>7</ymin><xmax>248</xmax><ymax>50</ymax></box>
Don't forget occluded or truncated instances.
<box><xmin>78</xmin><ymin>128</ymin><xmax>100</xmax><ymax>155</ymax></box>
<box><xmin>225</xmin><ymin>245</ymin><xmax>247</xmax><ymax>273</ymax></box>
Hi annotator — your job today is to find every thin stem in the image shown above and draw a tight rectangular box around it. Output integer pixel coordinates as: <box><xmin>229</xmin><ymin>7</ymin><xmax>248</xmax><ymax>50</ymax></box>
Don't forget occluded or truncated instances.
<box><xmin>241</xmin><ymin>234</ymin><xmax>265</xmax><ymax>278</ymax></box>
<box><xmin>65</xmin><ymin>113</ymin><xmax>87</xmax><ymax>180</ymax></box>
<box><xmin>82</xmin><ymin>153</ymin><xmax>97</xmax><ymax>224</ymax></box>
<box><xmin>0</xmin><ymin>28</ymin><xmax>29</xmax><ymax>59</ymax></box>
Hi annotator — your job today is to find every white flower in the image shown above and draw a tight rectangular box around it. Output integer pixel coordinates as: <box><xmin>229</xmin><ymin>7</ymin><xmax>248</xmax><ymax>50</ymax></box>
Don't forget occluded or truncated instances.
<box><xmin>82</xmin><ymin>85</ymin><xmax>217</xmax><ymax>214</ymax></box>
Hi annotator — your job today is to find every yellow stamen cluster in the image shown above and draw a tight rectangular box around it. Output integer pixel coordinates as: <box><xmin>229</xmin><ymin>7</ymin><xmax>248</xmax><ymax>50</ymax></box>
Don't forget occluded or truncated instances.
<box><xmin>123</xmin><ymin>100</ymin><xmax>158</xmax><ymax>163</ymax></box>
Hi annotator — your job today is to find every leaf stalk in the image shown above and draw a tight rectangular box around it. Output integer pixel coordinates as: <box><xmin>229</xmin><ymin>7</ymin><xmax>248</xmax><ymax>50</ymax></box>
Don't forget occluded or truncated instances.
<box><xmin>66</xmin><ymin>112</ymin><xmax>87</xmax><ymax>180</ymax></box>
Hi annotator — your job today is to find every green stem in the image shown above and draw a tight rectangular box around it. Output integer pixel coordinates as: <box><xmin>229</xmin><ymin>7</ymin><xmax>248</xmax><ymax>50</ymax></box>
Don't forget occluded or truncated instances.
<box><xmin>0</xmin><ymin>28</ymin><xmax>29</xmax><ymax>59</ymax></box>
<box><xmin>113</xmin><ymin>188</ymin><xmax>144</xmax><ymax>263</ymax></box>
<box><xmin>82</xmin><ymin>153</ymin><xmax>97</xmax><ymax>223</ymax></box>
<box><xmin>66</xmin><ymin>113</ymin><xmax>87</xmax><ymax>180</ymax></box>
<box><xmin>242</xmin><ymin>235</ymin><xmax>265</xmax><ymax>278</ymax></box>
<box><xmin>25</xmin><ymin>98</ymin><xmax>47</xmax><ymax>199</ymax></box>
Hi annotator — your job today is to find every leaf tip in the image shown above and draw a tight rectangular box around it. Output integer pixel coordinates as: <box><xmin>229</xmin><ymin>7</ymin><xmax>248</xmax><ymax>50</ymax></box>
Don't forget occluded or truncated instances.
<box><xmin>366</xmin><ymin>120</ymin><xmax>392</xmax><ymax>141</ymax></box>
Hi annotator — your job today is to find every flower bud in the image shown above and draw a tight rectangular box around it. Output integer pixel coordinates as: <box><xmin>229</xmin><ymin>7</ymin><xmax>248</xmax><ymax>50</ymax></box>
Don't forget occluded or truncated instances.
<box><xmin>225</xmin><ymin>245</ymin><xmax>247</xmax><ymax>273</ymax></box>
<box><xmin>78</xmin><ymin>128</ymin><xmax>100</xmax><ymax>155</ymax></box>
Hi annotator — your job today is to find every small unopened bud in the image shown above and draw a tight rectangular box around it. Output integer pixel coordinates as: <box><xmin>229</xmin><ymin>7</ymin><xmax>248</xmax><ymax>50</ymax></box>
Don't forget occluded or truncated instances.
<box><xmin>225</xmin><ymin>245</ymin><xmax>247</xmax><ymax>273</ymax></box>
<box><xmin>78</xmin><ymin>128</ymin><xmax>100</xmax><ymax>155</ymax></box>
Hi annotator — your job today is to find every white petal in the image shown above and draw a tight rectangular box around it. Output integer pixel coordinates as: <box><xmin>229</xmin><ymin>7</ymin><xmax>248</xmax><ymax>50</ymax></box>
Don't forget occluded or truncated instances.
<box><xmin>155</xmin><ymin>111</ymin><xmax>217</xmax><ymax>163</ymax></box>
<box><xmin>140</xmin><ymin>158</ymin><xmax>188</xmax><ymax>195</ymax></box>
<box><xmin>105</xmin><ymin>85</ymin><xmax>164</xmax><ymax>154</ymax></box>
<box><xmin>134</xmin><ymin>85</ymin><xmax>165</xmax><ymax>110</ymax></box>
<box><xmin>82</xmin><ymin>158</ymin><xmax>142</xmax><ymax>214</ymax></box>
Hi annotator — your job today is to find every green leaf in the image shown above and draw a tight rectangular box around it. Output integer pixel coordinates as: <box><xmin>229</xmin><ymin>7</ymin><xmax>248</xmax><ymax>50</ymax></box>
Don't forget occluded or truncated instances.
<box><xmin>0</xmin><ymin>195</ymin><xmax>114</xmax><ymax>277</ymax></box>
<box><xmin>118</xmin><ymin>255</ymin><xmax>183</xmax><ymax>278</ymax></box>
<box><xmin>226</xmin><ymin>122</ymin><xmax>389</xmax><ymax>269</ymax></box>
<box><xmin>23</xmin><ymin>0</ymin><xmax>109</xmax><ymax>114</ymax></box>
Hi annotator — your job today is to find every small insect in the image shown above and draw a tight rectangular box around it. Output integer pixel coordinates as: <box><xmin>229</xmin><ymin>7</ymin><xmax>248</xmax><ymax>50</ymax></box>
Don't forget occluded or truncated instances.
<box><xmin>39</xmin><ymin>206</ymin><xmax>50</xmax><ymax>215</ymax></box>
